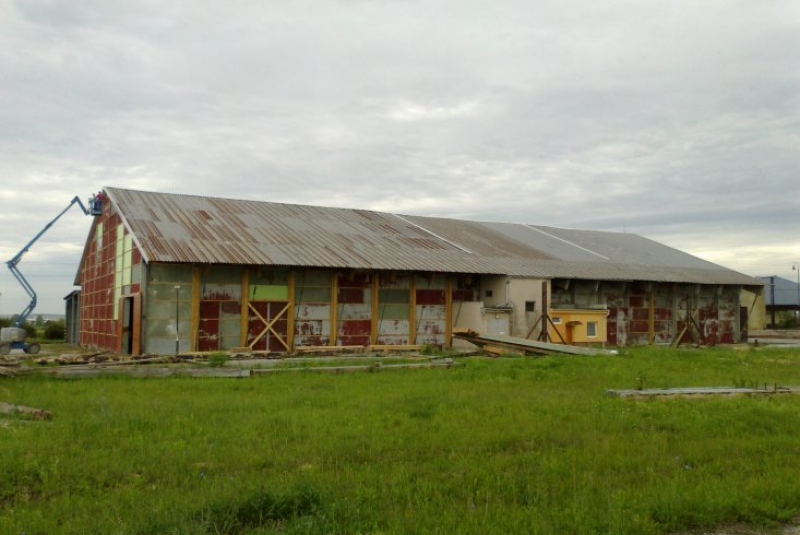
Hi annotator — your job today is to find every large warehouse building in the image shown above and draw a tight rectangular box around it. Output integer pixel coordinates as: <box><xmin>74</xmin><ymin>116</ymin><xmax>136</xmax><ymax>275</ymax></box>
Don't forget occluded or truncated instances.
<box><xmin>71</xmin><ymin>188</ymin><xmax>764</xmax><ymax>355</ymax></box>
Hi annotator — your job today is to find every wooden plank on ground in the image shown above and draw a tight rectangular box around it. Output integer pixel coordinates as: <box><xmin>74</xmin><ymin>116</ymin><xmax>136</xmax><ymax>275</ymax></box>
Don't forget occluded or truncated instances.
<box><xmin>293</xmin><ymin>346</ymin><xmax>365</xmax><ymax>354</ymax></box>
<box><xmin>368</xmin><ymin>345</ymin><xmax>423</xmax><ymax>352</ymax></box>
<box><xmin>607</xmin><ymin>386</ymin><xmax>800</xmax><ymax>399</ymax></box>
<box><xmin>453</xmin><ymin>332</ymin><xmax>616</xmax><ymax>356</ymax></box>
<box><xmin>0</xmin><ymin>402</ymin><xmax>51</xmax><ymax>420</ymax></box>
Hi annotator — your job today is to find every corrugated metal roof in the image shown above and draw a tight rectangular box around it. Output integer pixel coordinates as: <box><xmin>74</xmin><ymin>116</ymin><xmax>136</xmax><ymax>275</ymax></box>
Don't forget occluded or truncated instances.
<box><xmin>758</xmin><ymin>276</ymin><xmax>800</xmax><ymax>305</ymax></box>
<box><xmin>105</xmin><ymin>187</ymin><xmax>763</xmax><ymax>286</ymax></box>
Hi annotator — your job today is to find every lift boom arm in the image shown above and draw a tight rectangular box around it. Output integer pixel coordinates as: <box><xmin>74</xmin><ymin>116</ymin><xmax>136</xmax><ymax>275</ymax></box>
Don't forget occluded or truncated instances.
<box><xmin>6</xmin><ymin>195</ymin><xmax>102</xmax><ymax>327</ymax></box>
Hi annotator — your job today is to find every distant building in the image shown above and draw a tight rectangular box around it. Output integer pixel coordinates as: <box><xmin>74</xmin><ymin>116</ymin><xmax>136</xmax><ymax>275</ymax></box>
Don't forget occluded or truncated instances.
<box><xmin>64</xmin><ymin>290</ymin><xmax>81</xmax><ymax>344</ymax></box>
<box><xmin>72</xmin><ymin>188</ymin><xmax>764</xmax><ymax>355</ymax></box>
<box><xmin>757</xmin><ymin>276</ymin><xmax>800</xmax><ymax>327</ymax></box>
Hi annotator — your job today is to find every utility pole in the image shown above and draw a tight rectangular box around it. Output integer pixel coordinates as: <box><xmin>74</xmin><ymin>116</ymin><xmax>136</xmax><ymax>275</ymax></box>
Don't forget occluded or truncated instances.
<box><xmin>793</xmin><ymin>263</ymin><xmax>800</xmax><ymax>321</ymax></box>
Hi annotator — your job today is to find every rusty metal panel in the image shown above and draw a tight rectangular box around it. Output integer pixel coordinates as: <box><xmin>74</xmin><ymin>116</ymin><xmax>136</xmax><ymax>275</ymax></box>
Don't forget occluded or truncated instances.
<box><xmin>295</xmin><ymin>304</ymin><xmax>331</xmax><ymax>347</ymax></box>
<box><xmin>296</xmin><ymin>303</ymin><xmax>330</xmax><ymax>321</ymax></box>
<box><xmin>376</xmin><ymin>317</ymin><xmax>410</xmax><ymax>345</ymax></box>
<box><xmin>339</xmin><ymin>303</ymin><xmax>371</xmax><ymax>320</ymax></box>
<box><xmin>416</xmin><ymin>305</ymin><xmax>446</xmax><ymax>346</ymax></box>
<box><xmin>339</xmin><ymin>307</ymin><xmax>372</xmax><ymax>345</ymax></box>
<box><xmin>336</xmin><ymin>271</ymin><xmax>373</xmax><ymax>347</ymax></box>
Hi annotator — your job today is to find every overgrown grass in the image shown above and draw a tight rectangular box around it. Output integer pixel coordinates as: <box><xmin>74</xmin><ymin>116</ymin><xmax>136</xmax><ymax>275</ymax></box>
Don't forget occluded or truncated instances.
<box><xmin>3</xmin><ymin>345</ymin><xmax>800</xmax><ymax>533</ymax></box>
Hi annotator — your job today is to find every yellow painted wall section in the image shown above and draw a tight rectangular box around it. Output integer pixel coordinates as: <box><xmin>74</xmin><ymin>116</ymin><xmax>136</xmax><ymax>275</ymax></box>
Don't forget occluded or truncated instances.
<box><xmin>548</xmin><ymin>308</ymin><xmax>609</xmax><ymax>345</ymax></box>
<box><xmin>741</xmin><ymin>286</ymin><xmax>766</xmax><ymax>331</ymax></box>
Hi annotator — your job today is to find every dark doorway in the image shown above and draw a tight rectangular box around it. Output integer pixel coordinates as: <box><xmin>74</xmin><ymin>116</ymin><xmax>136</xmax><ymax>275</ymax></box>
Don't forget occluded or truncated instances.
<box><xmin>121</xmin><ymin>297</ymin><xmax>134</xmax><ymax>354</ymax></box>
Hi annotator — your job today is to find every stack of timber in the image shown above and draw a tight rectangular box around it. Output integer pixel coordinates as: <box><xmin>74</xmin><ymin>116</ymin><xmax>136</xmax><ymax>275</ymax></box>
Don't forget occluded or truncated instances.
<box><xmin>452</xmin><ymin>331</ymin><xmax>617</xmax><ymax>357</ymax></box>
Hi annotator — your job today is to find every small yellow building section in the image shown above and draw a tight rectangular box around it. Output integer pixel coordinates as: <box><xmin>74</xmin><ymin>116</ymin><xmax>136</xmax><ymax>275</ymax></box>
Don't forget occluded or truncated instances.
<box><xmin>548</xmin><ymin>308</ymin><xmax>609</xmax><ymax>345</ymax></box>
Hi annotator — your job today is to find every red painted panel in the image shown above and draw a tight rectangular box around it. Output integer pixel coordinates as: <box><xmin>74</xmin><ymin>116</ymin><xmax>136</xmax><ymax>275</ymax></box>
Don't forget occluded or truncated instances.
<box><xmin>698</xmin><ymin>307</ymin><xmax>716</xmax><ymax>322</ymax></box>
<box><xmin>654</xmin><ymin>308</ymin><xmax>672</xmax><ymax>321</ymax></box>
<box><xmin>416</xmin><ymin>289</ymin><xmax>445</xmax><ymax>305</ymax></box>
<box><xmin>340</xmin><ymin>335</ymin><xmax>370</xmax><ymax>346</ymax></box>
<box><xmin>629</xmin><ymin>295</ymin><xmax>645</xmax><ymax>308</ymax></box>
<box><xmin>199</xmin><ymin>338</ymin><xmax>218</xmax><ymax>352</ymax></box>
<box><xmin>704</xmin><ymin>319</ymin><xmax>719</xmax><ymax>345</ymax></box>
<box><xmin>607</xmin><ymin>307</ymin><xmax>618</xmax><ymax>345</ymax></box>
<box><xmin>221</xmin><ymin>301</ymin><xmax>240</xmax><ymax>315</ymax></box>
<box><xmin>720</xmin><ymin>332</ymin><xmax>734</xmax><ymax>344</ymax></box>
<box><xmin>296</xmin><ymin>320</ymin><xmax>324</xmax><ymax>336</ymax></box>
<box><xmin>338</xmin><ymin>288</ymin><xmax>366</xmax><ymax>304</ymax></box>
<box><xmin>631</xmin><ymin>308</ymin><xmax>649</xmax><ymax>321</ymax></box>
<box><xmin>341</xmin><ymin>319</ymin><xmax>371</xmax><ymax>336</ymax></box>
<box><xmin>266</xmin><ymin>334</ymin><xmax>286</xmax><ymax>352</ymax></box>
<box><xmin>719</xmin><ymin>320</ymin><xmax>733</xmax><ymax>335</ymax></box>
<box><xmin>630</xmin><ymin>320</ymin><xmax>649</xmax><ymax>334</ymax></box>
<box><xmin>199</xmin><ymin>319</ymin><xmax>219</xmax><ymax>333</ymax></box>
<box><xmin>200</xmin><ymin>301</ymin><xmax>219</xmax><ymax>319</ymax></box>
<box><xmin>267</xmin><ymin>304</ymin><xmax>288</xmax><ymax>321</ymax></box>
<box><xmin>250</xmin><ymin>302</ymin><xmax>267</xmax><ymax>317</ymax></box>
<box><xmin>248</xmin><ymin>322</ymin><xmax>288</xmax><ymax>351</ymax></box>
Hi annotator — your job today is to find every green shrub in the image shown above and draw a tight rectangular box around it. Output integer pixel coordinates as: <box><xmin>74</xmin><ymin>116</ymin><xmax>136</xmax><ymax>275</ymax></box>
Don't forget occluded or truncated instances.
<box><xmin>22</xmin><ymin>322</ymin><xmax>37</xmax><ymax>339</ymax></box>
<box><xmin>776</xmin><ymin>312</ymin><xmax>800</xmax><ymax>329</ymax></box>
<box><xmin>44</xmin><ymin>320</ymin><xmax>66</xmax><ymax>340</ymax></box>
<box><xmin>208</xmin><ymin>352</ymin><xmax>229</xmax><ymax>367</ymax></box>
<box><xmin>201</xmin><ymin>485</ymin><xmax>321</xmax><ymax>532</ymax></box>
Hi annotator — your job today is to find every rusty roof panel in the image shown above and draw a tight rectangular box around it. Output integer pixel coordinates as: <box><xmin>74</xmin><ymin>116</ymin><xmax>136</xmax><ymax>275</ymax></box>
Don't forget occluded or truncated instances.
<box><xmin>105</xmin><ymin>187</ymin><xmax>762</xmax><ymax>285</ymax></box>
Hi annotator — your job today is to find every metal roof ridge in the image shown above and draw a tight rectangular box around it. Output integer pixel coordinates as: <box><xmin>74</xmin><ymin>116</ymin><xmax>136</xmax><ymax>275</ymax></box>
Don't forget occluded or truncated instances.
<box><xmin>523</xmin><ymin>224</ymin><xmax>610</xmax><ymax>260</ymax></box>
<box><xmin>104</xmin><ymin>187</ymin><xmax>151</xmax><ymax>264</ymax></box>
<box><xmin>392</xmin><ymin>213</ymin><xmax>474</xmax><ymax>254</ymax></box>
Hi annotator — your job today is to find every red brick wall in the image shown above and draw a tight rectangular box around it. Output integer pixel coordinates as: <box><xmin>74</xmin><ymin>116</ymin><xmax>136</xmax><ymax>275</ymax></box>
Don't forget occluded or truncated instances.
<box><xmin>78</xmin><ymin>208</ymin><xmax>142</xmax><ymax>351</ymax></box>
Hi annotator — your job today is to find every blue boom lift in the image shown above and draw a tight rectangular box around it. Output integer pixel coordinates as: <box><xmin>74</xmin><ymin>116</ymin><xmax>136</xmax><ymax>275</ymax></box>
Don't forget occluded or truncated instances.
<box><xmin>0</xmin><ymin>194</ymin><xmax>103</xmax><ymax>355</ymax></box>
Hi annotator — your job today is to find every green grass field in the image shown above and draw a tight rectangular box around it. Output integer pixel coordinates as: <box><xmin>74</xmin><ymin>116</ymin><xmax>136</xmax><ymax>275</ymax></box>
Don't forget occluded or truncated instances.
<box><xmin>3</xmin><ymin>345</ymin><xmax>800</xmax><ymax>534</ymax></box>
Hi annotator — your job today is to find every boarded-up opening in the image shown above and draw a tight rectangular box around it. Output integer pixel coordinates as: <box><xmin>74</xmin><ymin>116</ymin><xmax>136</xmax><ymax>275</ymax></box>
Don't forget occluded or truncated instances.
<box><xmin>294</xmin><ymin>270</ymin><xmax>332</xmax><ymax>347</ymax></box>
<box><xmin>247</xmin><ymin>268</ymin><xmax>290</xmax><ymax>351</ymax></box>
<box><xmin>377</xmin><ymin>272</ymin><xmax>410</xmax><ymax>345</ymax></box>
<box><xmin>337</xmin><ymin>271</ymin><xmax>372</xmax><ymax>346</ymax></box>
<box><xmin>198</xmin><ymin>266</ymin><xmax>242</xmax><ymax>351</ymax></box>
<box><xmin>415</xmin><ymin>273</ymin><xmax>446</xmax><ymax>346</ymax></box>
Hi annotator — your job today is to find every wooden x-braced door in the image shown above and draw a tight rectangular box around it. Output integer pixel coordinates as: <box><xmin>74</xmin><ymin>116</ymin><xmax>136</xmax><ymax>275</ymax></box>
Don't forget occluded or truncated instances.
<box><xmin>247</xmin><ymin>301</ymin><xmax>290</xmax><ymax>351</ymax></box>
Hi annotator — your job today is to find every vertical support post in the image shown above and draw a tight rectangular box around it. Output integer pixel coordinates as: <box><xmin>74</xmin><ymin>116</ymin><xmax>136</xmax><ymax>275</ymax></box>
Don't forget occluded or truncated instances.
<box><xmin>191</xmin><ymin>266</ymin><xmax>200</xmax><ymax>352</ymax></box>
<box><xmin>330</xmin><ymin>272</ymin><xmax>339</xmax><ymax>346</ymax></box>
<box><xmin>370</xmin><ymin>272</ymin><xmax>380</xmax><ymax>346</ymax></box>
<box><xmin>409</xmin><ymin>273</ymin><xmax>417</xmax><ymax>345</ymax></box>
<box><xmin>648</xmin><ymin>284</ymin><xmax>655</xmax><ymax>345</ymax></box>
<box><xmin>540</xmin><ymin>280</ymin><xmax>549</xmax><ymax>343</ymax></box>
<box><xmin>132</xmin><ymin>293</ymin><xmax>142</xmax><ymax>356</ymax></box>
<box><xmin>287</xmin><ymin>271</ymin><xmax>296</xmax><ymax>351</ymax></box>
<box><xmin>770</xmin><ymin>276</ymin><xmax>776</xmax><ymax>328</ymax></box>
<box><xmin>240</xmin><ymin>268</ymin><xmax>250</xmax><ymax>347</ymax></box>
<box><xmin>174</xmin><ymin>284</ymin><xmax>180</xmax><ymax>355</ymax></box>
<box><xmin>445</xmin><ymin>275</ymin><xmax>453</xmax><ymax>349</ymax></box>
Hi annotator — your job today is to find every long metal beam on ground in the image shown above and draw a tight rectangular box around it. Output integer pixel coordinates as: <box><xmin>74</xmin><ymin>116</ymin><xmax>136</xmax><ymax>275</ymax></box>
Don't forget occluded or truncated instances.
<box><xmin>452</xmin><ymin>332</ymin><xmax>617</xmax><ymax>356</ymax></box>
<box><xmin>607</xmin><ymin>386</ymin><xmax>800</xmax><ymax>398</ymax></box>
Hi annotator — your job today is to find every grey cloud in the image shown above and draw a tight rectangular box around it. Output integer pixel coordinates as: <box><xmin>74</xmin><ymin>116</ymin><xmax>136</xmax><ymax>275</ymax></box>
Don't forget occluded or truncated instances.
<box><xmin>1</xmin><ymin>0</ymin><xmax>799</xmax><ymax>314</ymax></box>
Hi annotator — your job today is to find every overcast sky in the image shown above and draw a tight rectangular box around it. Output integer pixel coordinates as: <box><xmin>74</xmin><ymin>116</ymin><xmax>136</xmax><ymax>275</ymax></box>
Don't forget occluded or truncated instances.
<box><xmin>1</xmin><ymin>0</ymin><xmax>798</xmax><ymax>316</ymax></box>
